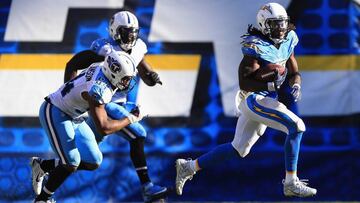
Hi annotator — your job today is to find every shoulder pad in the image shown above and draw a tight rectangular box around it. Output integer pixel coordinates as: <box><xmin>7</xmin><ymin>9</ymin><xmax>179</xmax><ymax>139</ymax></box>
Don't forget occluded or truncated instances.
<box><xmin>88</xmin><ymin>82</ymin><xmax>113</xmax><ymax>104</ymax></box>
<box><xmin>286</xmin><ymin>31</ymin><xmax>299</xmax><ymax>48</ymax></box>
<box><xmin>90</xmin><ymin>38</ymin><xmax>112</xmax><ymax>56</ymax></box>
<box><xmin>135</xmin><ymin>38</ymin><xmax>148</xmax><ymax>54</ymax></box>
<box><xmin>241</xmin><ymin>35</ymin><xmax>264</xmax><ymax>57</ymax></box>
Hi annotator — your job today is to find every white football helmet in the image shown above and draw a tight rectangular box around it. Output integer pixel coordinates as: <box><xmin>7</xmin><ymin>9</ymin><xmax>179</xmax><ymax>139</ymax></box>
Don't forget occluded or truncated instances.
<box><xmin>256</xmin><ymin>3</ymin><xmax>289</xmax><ymax>44</ymax></box>
<box><xmin>102</xmin><ymin>50</ymin><xmax>136</xmax><ymax>90</ymax></box>
<box><xmin>109</xmin><ymin>11</ymin><xmax>139</xmax><ymax>51</ymax></box>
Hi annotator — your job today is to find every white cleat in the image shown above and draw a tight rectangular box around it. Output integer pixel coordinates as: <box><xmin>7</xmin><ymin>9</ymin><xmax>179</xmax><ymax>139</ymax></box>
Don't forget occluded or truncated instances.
<box><xmin>283</xmin><ymin>178</ymin><xmax>317</xmax><ymax>197</ymax></box>
<box><xmin>175</xmin><ymin>159</ymin><xmax>196</xmax><ymax>195</ymax></box>
<box><xmin>30</xmin><ymin>157</ymin><xmax>47</xmax><ymax>195</ymax></box>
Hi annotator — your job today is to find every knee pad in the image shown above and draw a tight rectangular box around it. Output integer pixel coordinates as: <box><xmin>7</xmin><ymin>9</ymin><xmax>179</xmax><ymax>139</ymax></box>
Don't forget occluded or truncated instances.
<box><xmin>231</xmin><ymin>141</ymin><xmax>250</xmax><ymax>158</ymax></box>
<box><xmin>80</xmin><ymin>162</ymin><xmax>100</xmax><ymax>171</ymax></box>
<box><xmin>231</xmin><ymin>129</ymin><xmax>262</xmax><ymax>158</ymax></box>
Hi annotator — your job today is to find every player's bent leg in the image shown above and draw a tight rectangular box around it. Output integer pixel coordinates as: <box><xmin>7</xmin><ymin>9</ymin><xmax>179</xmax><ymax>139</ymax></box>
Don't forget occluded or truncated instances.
<box><xmin>231</xmin><ymin>113</ymin><xmax>266</xmax><ymax>157</ymax></box>
<box><xmin>76</xmin><ymin>121</ymin><xmax>103</xmax><ymax>170</ymax></box>
<box><xmin>175</xmin><ymin>159</ymin><xmax>196</xmax><ymax>195</ymax></box>
<box><xmin>241</xmin><ymin>94</ymin><xmax>317</xmax><ymax>197</ymax></box>
<box><xmin>30</xmin><ymin>157</ymin><xmax>47</xmax><ymax>195</ymax></box>
<box><xmin>37</xmin><ymin>101</ymin><xmax>80</xmax><ymax>202</ymax></box>
<box><xmin>241</xmin><ymin>93</ymin><xmax>302</xmax><ymax>135</ymax></box>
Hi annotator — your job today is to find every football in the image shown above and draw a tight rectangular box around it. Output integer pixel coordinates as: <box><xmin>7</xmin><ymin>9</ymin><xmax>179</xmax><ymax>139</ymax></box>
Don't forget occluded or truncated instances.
<box><xmin>254</xmin><ymin>63</ymin><xmax>286</xmax><ymax>82</ymax></box>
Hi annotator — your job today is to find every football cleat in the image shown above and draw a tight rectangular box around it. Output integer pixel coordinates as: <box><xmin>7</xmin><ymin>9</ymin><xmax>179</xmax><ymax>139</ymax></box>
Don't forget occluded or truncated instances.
<box><xmin>283</xmin><ymin>178</ymin><xmax>317</xmax><ymax>197</ymax></box>
<box><xmin>30</xmin><ymin>157</ymin><xmax>47</xmax><ymax>195</ymax></box>
<box><xmin>175</xmin><ymin>159</ymin><xmax>196</xmax><ymax>195</ymax></box>
<box><xmin>142</xmin><ymin>182</ymin><xmax>167</xmax><ymax>203</ymax></box>
<box><xmin>33</xmin><ymin>198</ymin><xmax>56</xmax><ymax>203</ymax></box>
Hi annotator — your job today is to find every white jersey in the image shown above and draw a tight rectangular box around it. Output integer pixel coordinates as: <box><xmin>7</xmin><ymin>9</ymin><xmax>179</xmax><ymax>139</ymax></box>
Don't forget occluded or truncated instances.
<box><xmin>91</xmin><ymin>37</ymin><xmax>147</xmax><ymax>103</ymax></box>
<box><xmin>49</xmin><ymin>63</ymin><xmax>115</xmax><ymax>118</ymax></box>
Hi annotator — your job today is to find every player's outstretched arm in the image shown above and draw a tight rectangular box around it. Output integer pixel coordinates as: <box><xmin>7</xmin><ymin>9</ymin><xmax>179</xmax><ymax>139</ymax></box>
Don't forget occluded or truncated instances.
<box><xmin>64</xmin><ymin>50</ymin><xmax>105</xmax><ymax>83</ymax></box>
<box><xmin>137</xmin><ymin>59</ymin><xmax>162</xmax><ymax>86</ymax></box>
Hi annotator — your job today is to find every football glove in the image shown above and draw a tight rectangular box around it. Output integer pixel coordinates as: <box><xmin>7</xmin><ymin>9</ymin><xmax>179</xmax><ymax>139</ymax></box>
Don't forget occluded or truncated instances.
<box><xmin>126</xmin><ymin>105</ymin><xmax>147</xmax><ymax>123</ymax></box>
<box><xmin>291</xmin><ymin>83</ymin><xmax>302</xmax><ymax>102</ymax></box>
<box><xmin>148</xmin><ymin>71</ymin><xmax>162</xmax><ymax>85</ymax></box>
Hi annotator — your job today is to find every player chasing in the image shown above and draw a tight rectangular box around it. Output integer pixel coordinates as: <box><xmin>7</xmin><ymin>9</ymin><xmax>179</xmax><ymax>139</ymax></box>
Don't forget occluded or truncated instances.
<box><xmin>175</xmin><ymin>2</ymin><xmax>317</xmax><ymax>197</ymax></box>
<box><xmin>31</xmin><ymin>11</ymin><xmax>166</xmax><ymax>203</ymax></box>
<box><xmin>31</xmin><ymin>50</ymin><xmax>144</xmax><ymax>203</ymax></box>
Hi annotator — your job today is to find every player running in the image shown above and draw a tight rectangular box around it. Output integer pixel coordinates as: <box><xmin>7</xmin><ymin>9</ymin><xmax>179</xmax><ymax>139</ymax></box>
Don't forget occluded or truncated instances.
<box><xmin>175</xmin><ymin>2</ymin><xmax>317</xmax><ymax>198</ymax></box>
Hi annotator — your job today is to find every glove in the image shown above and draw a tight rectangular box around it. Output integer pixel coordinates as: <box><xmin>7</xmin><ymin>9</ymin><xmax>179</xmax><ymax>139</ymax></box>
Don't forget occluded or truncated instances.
<box><xmin>148</xmin><ymin>71</ymin><xmax>162</xmax><ymax>85</ymax></box>
<box><xmin>126</xmin><ymin>105</ymin><xmax>147</xmax><ymax>123</ymax></box>
<box><xmin>291</xmin><ymin>83</ymin><xmax>302</xmax><ymax>102</ymax></box>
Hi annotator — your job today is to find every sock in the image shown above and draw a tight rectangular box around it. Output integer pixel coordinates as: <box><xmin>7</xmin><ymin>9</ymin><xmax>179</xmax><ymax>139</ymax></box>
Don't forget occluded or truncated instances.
<box><xmin>40</xmin><ymin>159</ymin><xmax>59</xmax><ymax>173</ymax></box>
<box><xmin>36</xmin><ymin>186</ymin><xmax>54</xmax><ymax>201</ymax></box>
<box><xmin>197</xmin><ymin>143</ymin><xmax>240</xmax><ymax>169</ymax></box>
<box><xmin>189</xmin><ymin>160</ymin><xmax>198</xmax><ymax>172</ymax></box>
<box><xmin>130</xmin><ymin>138</ymin><xmax>151</xmax><ymax>184</ymax></box>
<box><xmin>37</xmin><ymin>164</ymin><xmax>72</xmax><ymax>200</ymax></box>
<box><xmin>285</xmin><ymin>171</ymin><xmax>297</xmax><ymax>183</ymax></box>
<box><xmin>136</xmin><ymin>167</ymin><xmax>151</xmax><ymax>185</ymax></box>
<box><xmin>284</xmin><ymin>132</ymin><xmax>303</xmax><ymax>172</ymax></box>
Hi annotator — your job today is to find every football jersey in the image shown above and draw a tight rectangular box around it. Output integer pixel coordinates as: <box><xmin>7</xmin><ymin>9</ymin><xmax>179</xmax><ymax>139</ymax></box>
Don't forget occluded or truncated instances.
<box><xmin>49</xmin><ymin>63</ymin><xmax>115</xmax><ymax>118</ymax></box>
<box><xmin>90</xmin><ymin>37</ymin><xmax>147</xmax><ymax>103</ymax></box>
<box><xmin>241</xmin><ymin>30</ymin><xmax>298</xmax><ymax>96</ymax></box>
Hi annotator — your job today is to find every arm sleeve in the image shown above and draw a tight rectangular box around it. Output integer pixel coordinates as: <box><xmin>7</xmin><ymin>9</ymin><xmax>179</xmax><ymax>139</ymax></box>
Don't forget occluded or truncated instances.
<box><xmin>90</xmin><ymin>38</ymin><xmax>112</xmax><ymax>56</ymax></box>
<box><xmin>66</xmin><ymin>50</ymin><xmax>105</xmax><ymax>72</ymax></box>
<box><xmin>64</xmin><ymin>50</ymin><xmax>104</xmax><ymax>82</ymax></box>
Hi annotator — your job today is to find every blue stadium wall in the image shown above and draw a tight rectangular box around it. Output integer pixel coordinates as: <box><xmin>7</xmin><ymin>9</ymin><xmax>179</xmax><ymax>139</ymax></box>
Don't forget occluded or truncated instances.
<box><xmin>0</xmin><ymin>0</ymin><xmax>360</xmax><ymax>202</ymax></box>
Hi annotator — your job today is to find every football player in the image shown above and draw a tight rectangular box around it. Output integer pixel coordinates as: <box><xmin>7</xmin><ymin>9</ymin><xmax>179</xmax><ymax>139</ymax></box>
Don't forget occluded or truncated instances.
<box><xmin>31</xmin><ymin>11</ymin><xmax>166</xmax><ymax>203</ymax></box>
<box><xmin>175</xmin><ymin>2</ymin><xmax>317</xmax><ymax>197</ymax></box>
<box><xmin>32</xmin><ymin>51</ymin><xmax>142</xmax><ymax>203</ymax></box>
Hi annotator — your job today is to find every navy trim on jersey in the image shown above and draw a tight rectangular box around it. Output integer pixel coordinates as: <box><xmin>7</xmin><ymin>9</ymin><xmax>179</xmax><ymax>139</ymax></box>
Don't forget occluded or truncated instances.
<box><xmin>45</xmin><ymin>102</ymin><xmax>68</xmax><ymax>165</ymax></box>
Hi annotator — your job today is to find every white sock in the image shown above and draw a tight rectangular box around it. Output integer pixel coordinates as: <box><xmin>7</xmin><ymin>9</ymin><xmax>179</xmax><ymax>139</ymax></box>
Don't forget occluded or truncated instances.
<box><xmin>189</xmin><ymin>160</ymin><xmax>197</xmax><ymax>172</ymax></box>
<box><xmin>285</xmin><ymin>171</ymin><xmax>297</xmax><ymax>183</ymax></box>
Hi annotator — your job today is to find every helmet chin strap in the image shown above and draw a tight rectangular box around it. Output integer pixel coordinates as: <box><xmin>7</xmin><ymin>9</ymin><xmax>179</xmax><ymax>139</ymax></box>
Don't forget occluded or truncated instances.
<box><xmin>270</xmin><ymin>37</ymin><xmax>284</xmax><ymax>44</ymax></box>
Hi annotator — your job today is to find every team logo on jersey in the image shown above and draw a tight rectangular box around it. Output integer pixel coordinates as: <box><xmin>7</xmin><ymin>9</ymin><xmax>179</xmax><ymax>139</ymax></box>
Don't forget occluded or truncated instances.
<box><xmin>107</xmin><ymin>56</ymin><xmax>122</xmax><ymax>73</ymax></box>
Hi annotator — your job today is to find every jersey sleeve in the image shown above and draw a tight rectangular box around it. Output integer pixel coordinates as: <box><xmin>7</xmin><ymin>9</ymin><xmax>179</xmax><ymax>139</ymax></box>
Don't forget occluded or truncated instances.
<box><xmin>90</xmin><ymin>38</ymin><xmax>112</xmax><ymax>56</ymax></box>
<box><xmin>136</xmin><ymin>38</ymin><xmax>148</xmax><ymax>55</ymax></box>
<box><xmin>287</xmin><ymin>31</ymin><xmax>299</xmax><ymax>51</ymax></box>
<box><xmin>241</xmin><ymin>36</ymin><xmax>262</xmax><ymax>58</ymax></box>
<box><xmin>88</xmin><ymin>82</ymin><xmax>113</xmax><ymax>104</ymax></box>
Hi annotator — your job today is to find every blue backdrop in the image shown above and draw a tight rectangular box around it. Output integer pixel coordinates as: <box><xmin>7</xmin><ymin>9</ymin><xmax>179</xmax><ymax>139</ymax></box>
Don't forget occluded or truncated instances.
<box><xmin>0</xmin><ymin>0</ymin><xmax>359</xmax><ymax>202</ymax></box>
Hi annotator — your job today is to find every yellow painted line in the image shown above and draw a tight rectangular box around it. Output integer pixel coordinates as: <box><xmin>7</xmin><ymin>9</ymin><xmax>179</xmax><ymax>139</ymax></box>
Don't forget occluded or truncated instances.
<box><xmin>1</xmin><ymin>53</ymin><xmax>357</xmax><ymax>71</ymax></box>
<box><xmin>0</xmin><ymin>54</ymin><xmax>73</xmax><ymax>70</ymax></box>
<box><xmin>145</xmin><ymin>55</ymin><xmax>201</xmax><ymax>70</ymax></box>
<box><xmin>297</xmin><ymin>55</ymin><xmax>359</xmax><ymax>71</ymax></box>
<box><xmin>0</xmin><ymin>54</ymin><xmax>201</xmax><ymax>71</ymax></box>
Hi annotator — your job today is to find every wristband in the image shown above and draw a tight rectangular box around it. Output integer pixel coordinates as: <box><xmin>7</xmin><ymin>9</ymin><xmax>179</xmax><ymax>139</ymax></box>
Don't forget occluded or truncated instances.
<box><xmin>292</xmin><ymin>83</ymin><xmax>301</xmax><ymax>89</ymax></box>
<box><xmin>127</xmin><ymin>114</ymin><xmax>137</xmax><ymax>124</ymax></box>
<box><xmin>267</xmin><ymin>82</ymin><xmax>276</xmax><ymax>91</ymax></box>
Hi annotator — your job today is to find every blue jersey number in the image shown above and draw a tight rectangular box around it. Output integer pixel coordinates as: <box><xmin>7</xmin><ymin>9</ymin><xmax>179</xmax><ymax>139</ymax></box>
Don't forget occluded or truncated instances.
<box><xmin>61</xmin><ymin>81</ymin><xmax>74</xmax><ymax>97</ymax></box>
<box><xmin>60</xmin><ymin>72</ymin><xmax>86</xmax><ymax>97</ymax></box>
